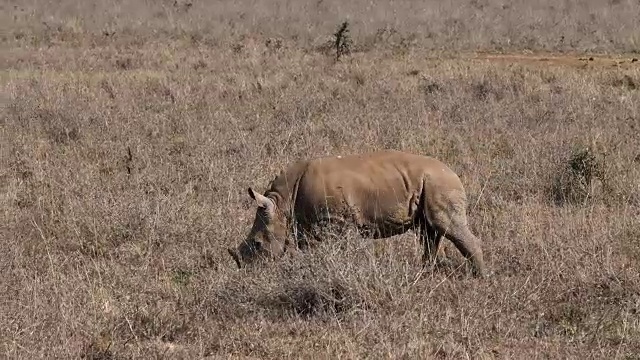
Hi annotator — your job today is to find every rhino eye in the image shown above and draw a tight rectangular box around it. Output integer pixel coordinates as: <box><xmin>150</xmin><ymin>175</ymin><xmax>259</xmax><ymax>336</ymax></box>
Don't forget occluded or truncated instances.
<box><xmin>258</xmin><ymin>209</ymin><xmax>273</xmax><ymax>219</ymax></box>
<box><xmin>253</xmin><ymin>241</ymin><xmax>262</xmax><ymax>250</ymax></box>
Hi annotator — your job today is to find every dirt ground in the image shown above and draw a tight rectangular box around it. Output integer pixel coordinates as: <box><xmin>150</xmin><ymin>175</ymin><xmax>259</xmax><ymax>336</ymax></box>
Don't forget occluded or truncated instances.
<box><xmin>470</xmin><ymin>52</ymin><xmax>639</xmax><ymax>69</ymax></box>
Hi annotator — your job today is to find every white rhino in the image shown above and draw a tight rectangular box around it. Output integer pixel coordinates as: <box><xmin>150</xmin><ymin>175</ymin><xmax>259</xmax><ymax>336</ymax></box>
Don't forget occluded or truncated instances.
<box><xmin>228</xmin><ymin>150</ymin><xmax>486</xmax><ymax>277</ymax></box>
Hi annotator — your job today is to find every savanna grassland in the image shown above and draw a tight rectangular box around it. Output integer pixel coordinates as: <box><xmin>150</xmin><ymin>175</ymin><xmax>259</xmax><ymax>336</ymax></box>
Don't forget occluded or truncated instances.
<box><xmin>1</xmin><ymin>0</ymin><xmax>640</xmax><ymax>358</ymax></box>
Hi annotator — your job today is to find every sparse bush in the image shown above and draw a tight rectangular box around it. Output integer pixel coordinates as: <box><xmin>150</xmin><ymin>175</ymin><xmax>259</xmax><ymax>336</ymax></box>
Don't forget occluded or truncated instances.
<box><xmin>333</xmin><ymin>21</ymin><xmax>352</xmax><ymax>61</ymax></box>
<box><xmin>419</xmin><ymin>76</ymin><xmax>444</xmax><ymax>95</ymax></box>
<box><xmin>550</xmin><ymin>145</ymin><xmax>608</xmax><ymax>205</ymax></box>
<box><xmin>270</xmin><ymin>281</ymin><xmax>354</xmax><ymax>318</ymax></box>
<box><xmin>611</xmin><ymin>74</ymin><xmax>638</xmax><ymax>91</ymax></box>
<box><xmin>81</xmin><ymin>330</ymin><xmax>114</xmax><ymax>360</ymax></box>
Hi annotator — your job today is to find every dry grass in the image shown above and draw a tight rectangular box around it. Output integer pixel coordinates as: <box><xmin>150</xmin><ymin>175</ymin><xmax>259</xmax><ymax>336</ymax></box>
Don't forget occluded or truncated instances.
<box><xmin>1</xmin><ymin>0</ymin><xmax>640</xmax><ymax>358</ymax></box>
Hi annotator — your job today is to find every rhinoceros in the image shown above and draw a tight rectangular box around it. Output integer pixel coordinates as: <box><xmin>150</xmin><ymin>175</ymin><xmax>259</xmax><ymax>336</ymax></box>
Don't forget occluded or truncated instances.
<box><xmin>228</xmin><ymin>150</ymin><xmax>486</xmax><ymax>277</ymax></box>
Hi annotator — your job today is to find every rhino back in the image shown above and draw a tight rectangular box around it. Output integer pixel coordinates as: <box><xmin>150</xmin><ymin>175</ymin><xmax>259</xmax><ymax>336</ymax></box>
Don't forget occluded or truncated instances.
<box><xmin>292</xmin><ymin>150</ymin><xmax>465</xmax><ymax>229</ymax></box>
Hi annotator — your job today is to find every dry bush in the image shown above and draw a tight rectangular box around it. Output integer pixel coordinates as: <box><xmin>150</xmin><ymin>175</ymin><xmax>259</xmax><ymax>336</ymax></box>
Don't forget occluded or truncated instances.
<box><xmin>2</xmin><ymin>0</ymin><xmax>640</xmax><ymax>358</ymax></box>
<box><xmin>550</xmin><ymin>144</ymin><xmax>608</xmax><ymax>205</ymax></box>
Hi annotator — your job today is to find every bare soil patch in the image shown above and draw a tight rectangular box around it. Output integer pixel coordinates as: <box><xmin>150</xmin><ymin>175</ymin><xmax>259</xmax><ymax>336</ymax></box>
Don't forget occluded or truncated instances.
<box><xmin>471</xmin><ymin>52</ymin><xmax>640</xmax><ymax>69</ymax></box>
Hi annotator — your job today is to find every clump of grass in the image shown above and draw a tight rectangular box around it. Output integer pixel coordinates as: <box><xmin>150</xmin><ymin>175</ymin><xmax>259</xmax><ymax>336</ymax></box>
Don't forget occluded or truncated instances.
<box><xmin>80</xmin><ymin>330</ymin><xmax>113</xmax><ymax>360</ymax></box>
<box><xmin>550</xmin><ymin>145</ymin><xmax>608</xmax><ymax>205</ymax></box>
<box><xmin>611</xmin><ymin>74</ymin><xmax>637</xmax><ymax>91</ymax></box>
<box><xmin>333</xmin><ymin>21</ymin><xmax>352</xmax><ymax>61</ymax></box>
<box><xmin>271</xmin><ymin>280</ymin><xmax>355</xmax><ymax>318</ymax></box>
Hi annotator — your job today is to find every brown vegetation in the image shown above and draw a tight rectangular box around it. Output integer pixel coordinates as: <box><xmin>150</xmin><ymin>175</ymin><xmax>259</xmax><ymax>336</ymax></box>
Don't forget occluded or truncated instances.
<box><xmin>1</xmin><ymin>0</ymin><xmax>639</xmax><ymax>358</ymax></box>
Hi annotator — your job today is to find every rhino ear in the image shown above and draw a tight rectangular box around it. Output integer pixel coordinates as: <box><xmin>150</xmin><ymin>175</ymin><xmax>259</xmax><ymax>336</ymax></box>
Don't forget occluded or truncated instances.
<box><xmin>248</xmin><ymin>187</ymin><xmax>275</xmax><ymax>212</ymax></box>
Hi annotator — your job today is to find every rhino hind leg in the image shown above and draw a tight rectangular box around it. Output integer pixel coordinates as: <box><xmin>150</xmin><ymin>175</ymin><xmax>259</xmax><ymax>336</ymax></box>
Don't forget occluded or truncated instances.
<box><xmin>430</xmin><ymin>211</ymin><xmax>486</xmax><ymax>277</ymax></box>
<box><xmin>444</xmin><ymin>221</ymin><xmax>486</xmax><ymax>277</ymax></box>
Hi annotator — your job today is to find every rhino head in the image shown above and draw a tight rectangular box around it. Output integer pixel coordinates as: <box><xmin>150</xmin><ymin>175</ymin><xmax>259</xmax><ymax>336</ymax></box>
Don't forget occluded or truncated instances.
<box><xmin>227</xmin><ymin>187</ymin><xmax>290</xmax><ymax>268</ymax></box>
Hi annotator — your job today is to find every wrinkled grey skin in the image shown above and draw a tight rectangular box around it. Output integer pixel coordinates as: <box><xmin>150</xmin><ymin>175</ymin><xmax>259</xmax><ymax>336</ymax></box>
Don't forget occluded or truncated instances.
<box><xmin>228</xmin><ymin>150</ymin><xmax>487</xmax><ymax>277</ymax></box>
